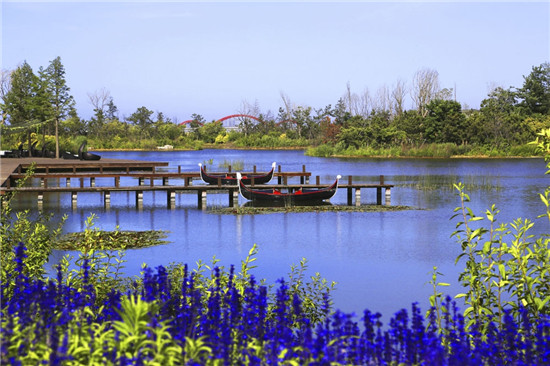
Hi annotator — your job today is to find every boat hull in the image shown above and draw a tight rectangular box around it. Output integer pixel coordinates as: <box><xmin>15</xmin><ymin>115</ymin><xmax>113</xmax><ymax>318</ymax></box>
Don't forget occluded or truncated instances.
<box><xmin>199</xmin><ymin>162</ymin><xmax>275</xmax><ymax>185</ymax></box>
<box><xmin>239</xmin><ymin>177</ymin><xmax>339</xmax><ymax>203</ymax></box>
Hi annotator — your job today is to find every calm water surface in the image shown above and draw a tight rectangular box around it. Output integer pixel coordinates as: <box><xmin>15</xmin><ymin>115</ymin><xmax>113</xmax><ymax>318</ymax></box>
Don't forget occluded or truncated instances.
<box><xmin>12</xmin><ymin>150</ymin><xmax>549</xmax><ymax>321</ymax></box>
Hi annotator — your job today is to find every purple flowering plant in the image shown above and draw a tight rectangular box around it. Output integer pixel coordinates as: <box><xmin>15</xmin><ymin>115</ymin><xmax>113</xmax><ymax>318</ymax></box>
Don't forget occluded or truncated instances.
<box><xmin>1</xmin><ymin>241</ymin><xmax>549</xmax><ymax>365</ymax></box>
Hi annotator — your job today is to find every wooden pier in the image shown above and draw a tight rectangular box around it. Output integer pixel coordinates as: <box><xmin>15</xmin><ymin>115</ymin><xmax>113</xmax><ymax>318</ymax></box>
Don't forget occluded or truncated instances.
<box><xmin>0</xmin><ymin>158</ymin><xmax>393</xmax><ymax>209</ymax></box>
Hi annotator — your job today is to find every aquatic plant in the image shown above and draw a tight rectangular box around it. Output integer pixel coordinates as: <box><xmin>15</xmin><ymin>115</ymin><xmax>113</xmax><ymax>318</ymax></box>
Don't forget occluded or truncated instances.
<box><xmin>218</xmin><ymin>159</ymin><xmax>244</xmax><ymax>171</ymax></box>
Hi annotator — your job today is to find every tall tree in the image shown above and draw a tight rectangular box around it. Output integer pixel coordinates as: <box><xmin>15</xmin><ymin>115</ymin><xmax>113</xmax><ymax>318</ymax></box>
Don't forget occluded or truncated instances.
<box><xmin>517</xmin><ymin>62</ymin><xmax>550</xmax><ymax>115</ymax></box>
<box><xmin>412</xmin><ymin>68</ymin><xmax>440</xmax><ymax>117</ymax></box>
<box><xmin>0</xmin><ymin>69</ymin><xmax>12</xmax><ymax>126</ymax></box>
<box><xmin>4</xmin><ymin>61</ymin><xmax>44</xmax><ymax>152</ymax></box>
<box><xmin>479</xmin><ymin>87</ymin><xmax>523</xmax><ymax>147</ymax></box>
<box><xmin>391</xmin><ymin>79</ymin><xmax>407</xmax><ymax>117</ymax></box>
<box><xmin>42</xmin><ymin>57</ymin><xmax>75</xmax><ymax>158</ymax></box>
<box><xmin>424</xmin><ymin>99</ymin><xmax>466</xmax><ymax>144</ymax></box>
<box><xmin>238</xmin><ymin>99</ymin><xmax>261</xmax><ymax>136</ymax></box>
<box><xmin>127</xmin><ymin>106</ymin><xmax>154</xmax><ymax>139</ymax></box>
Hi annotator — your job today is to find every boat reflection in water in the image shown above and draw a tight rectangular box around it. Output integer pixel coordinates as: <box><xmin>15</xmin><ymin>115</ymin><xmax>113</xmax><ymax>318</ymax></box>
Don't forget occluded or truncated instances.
<box><xmin>241</xmin><ymin>200</ymin><xmax>335</xmax><ymax>208</ymax></box>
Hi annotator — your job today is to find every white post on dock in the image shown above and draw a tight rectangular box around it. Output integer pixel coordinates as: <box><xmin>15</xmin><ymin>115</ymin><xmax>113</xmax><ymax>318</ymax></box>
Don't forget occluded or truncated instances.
<box><xmin>198</xmin><ymin>190</ymin><xmax>207</xmax><ymax>210</ymax></box>
<box><xmin>38</xmin><ymin>192</ymin><xmax>44</xmax><ymax>208</ymax></box>
<box><xmin>385</xmin><ymin>187</ymin><xmax>391</xmax><ymax>205</ymax></box>
<box><xmin>66</xmin><ymin>178</ymin><xmax>71</xmax><ymax>187</ymax></box>
<box><xmin>229</xmin><ymin>189</ymin><xmax>239</xmax><ymax>207</ymax></box>
<box><xmin>104</xmin><ymin>191</ymin><xmax>111</xmax><ymax>209</ymax></box>
<box><xmin>90</xmin><ymin>177</ymin><xmax>96</xmax><ymax>187</ymax></box>
<box><xmin>167</xmin><ymin>190</ymin><xmax>176</xmax><ymax>209</ymax></box>
<box><xmin>355</xmin><ymin>188</ymin><xmax>361</xmax><ymax>206</ymax></box>
<box><xmin>138</xmin><ymin>177</ymin><xmax>144</xmax><ymax>186</ymax></box>
<box><xmin>136</xmin><ymin>190</ymin><xmax>143</xmax><ymax>208</ymax></box>
<box><xmin>71</xmin><ymin>191</ymin><xmax>77</xmax><ymax>209</ymax></box>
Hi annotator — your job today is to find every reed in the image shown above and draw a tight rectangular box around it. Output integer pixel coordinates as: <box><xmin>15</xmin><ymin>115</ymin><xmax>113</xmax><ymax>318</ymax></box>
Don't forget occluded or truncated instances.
<box><xmin>218</xmin><ymin>159</ymin><xmax>244</xmax><ymax>171</ymax></box>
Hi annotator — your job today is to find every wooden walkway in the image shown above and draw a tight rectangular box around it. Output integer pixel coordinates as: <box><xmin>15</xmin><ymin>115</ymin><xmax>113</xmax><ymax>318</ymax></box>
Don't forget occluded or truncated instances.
<box><xmin>0</xmin><ymin>157</ymin><xmax>393</xmax><ymax>209</ymax></box>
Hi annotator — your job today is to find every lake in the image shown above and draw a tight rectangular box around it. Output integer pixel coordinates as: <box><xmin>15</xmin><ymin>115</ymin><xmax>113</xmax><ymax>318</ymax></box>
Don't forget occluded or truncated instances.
<box><xmin>10</xmin><ymin>149</ymin><xmax>549</xmax><ymax>321</ymax></box>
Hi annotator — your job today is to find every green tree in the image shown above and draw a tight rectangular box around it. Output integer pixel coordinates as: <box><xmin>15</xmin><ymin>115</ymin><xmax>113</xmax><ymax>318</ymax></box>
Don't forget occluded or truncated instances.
<box><xmin>4</xmin><ymin>61</ymin><xmax>44</xmax><ymax>153</ymax></box>
<box><xmin>197</xmin><ymin>121</ymin><xmax>224</xmax><ymax>143</ymax></box>
<box><xmin>189</xmin><ymin>113</ymin><xmax>205</xmax><ymax>129</ymax></box>
<box><xmin>517</xmin><ymin>62</ymin><xmax>550</xmax><ymax>115</ymax></box>
<box><xmin>61</xmin><ymin>108</ymin><xmax>87</xmax><ymax>137</ymax></box>
<box><xmin>127</xmin><ymin>106</ymin><xmax>154</xmax><ymax>140</ymax></box>
<box><xmin>479</xmin><ymin>87</ymin><xmax>524</xmax><ymax>147</ymax></box>
<box><xmin>424</xmin><ymin>99</ymin><xmax>466</xmax><ymax>144</ymax></box>
<box><xmin>332</xmin><ymin>98</ymin><xmax>351</xmax><ymax>126</ymax></box>
<box><xmin>292</xmin><ymin>105</ymin><xmax>315</xmax><ymax>139</ymax></box>
<box><xmin>393</xmin><ymin>110</ymin><xmax>425</xmax><ymax>145</ymax></box>
<box><xmin>42</xmin><ymin>57</ymin><xmax>75</xmax><ymax>158</ymax></box>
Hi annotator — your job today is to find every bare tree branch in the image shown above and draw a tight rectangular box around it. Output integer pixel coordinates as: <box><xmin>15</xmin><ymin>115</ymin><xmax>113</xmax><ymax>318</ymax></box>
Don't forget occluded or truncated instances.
<box><xmin>412</xmin><ymin>68</ymin><xmax>440</xmax><ymax>117</ymax></box>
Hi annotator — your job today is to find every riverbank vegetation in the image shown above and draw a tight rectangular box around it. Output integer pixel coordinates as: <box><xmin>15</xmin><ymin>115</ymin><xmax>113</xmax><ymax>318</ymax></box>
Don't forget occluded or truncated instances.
<box><xmin>210</xmin><ymin>204</ymin><xmax>414</xmax><ymax>215</ymax></box>
<box><xmin>1</xmin><ymin>60</ymin><xmax>549</xmax><ymax>158</ymax></box>
<box><xmin>2</xmin><ymin>131</ymin><xmax>550</xmax><ymax>363</ymax></box>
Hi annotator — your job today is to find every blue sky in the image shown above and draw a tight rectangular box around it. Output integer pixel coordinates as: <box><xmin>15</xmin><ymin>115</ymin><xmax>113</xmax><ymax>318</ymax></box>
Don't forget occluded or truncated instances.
<box><xmin>2</xmin><ymin>1</ymin><xmax>549</xmax><ymax>123</ymax></box>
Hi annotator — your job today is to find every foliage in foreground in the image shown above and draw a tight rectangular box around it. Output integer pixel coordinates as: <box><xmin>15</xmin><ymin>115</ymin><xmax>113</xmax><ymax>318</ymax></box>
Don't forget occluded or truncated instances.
<box><xmin>2</xmin><ymin>242</ymin><xmax>549</xmax><ymax>365</ymax></box>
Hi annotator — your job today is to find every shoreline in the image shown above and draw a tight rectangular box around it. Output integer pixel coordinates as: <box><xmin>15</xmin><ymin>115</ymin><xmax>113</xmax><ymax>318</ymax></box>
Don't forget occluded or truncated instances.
<box><xmin>89</xmin><ymin>146</ymin><xmax>542</xmax><ymax>159</ymax></box>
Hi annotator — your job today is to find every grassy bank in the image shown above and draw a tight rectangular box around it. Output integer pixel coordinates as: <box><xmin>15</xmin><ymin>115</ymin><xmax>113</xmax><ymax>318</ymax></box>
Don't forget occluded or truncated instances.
<box><xmin>306</xmin><ymin>142</ymin><xmax>540</xmax><ymax>158</ymax></box>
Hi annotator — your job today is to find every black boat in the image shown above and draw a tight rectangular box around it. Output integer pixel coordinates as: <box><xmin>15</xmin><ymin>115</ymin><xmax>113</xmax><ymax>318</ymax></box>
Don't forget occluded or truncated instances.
<box><xmin>238</xmin><ymin>173</ymin><xmax>341</xmax><ymax>203</ymax></box>
<box><xmin>62</xmin><ymin>142</ymin><xmax>101</xmax><ymax>160</ymax></box>
<box><xmin>78</xmin><ymin>142</ymin><xmax>101</xmax><ymax>161</ymax></box>
<box><xmin>199</xmin><ymin>162</ymin><xmax>276</xmax><ymax>185</ymax></box>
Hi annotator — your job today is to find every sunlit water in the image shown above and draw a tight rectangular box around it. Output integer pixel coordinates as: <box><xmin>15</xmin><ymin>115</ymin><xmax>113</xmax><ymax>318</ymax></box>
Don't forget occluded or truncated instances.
<box><xmin>9</xmin><ymin>150</ymin><xmax>549</xmax><ymax>321</ymax></box>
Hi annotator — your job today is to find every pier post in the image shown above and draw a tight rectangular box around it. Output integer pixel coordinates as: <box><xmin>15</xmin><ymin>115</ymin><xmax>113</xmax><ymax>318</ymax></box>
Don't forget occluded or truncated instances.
<box><xmin>277</xmin><ymin>165</ymin><xmax>282</xmax><ymax>184</ymax></box>
<box><xmin>376</xmin><ymin>175</ymin><xmax>384</xmax><ymax>205</ymax></box>
<box><xmin>233</xmin><ymin>189</ymin><xmax>239</xmax><ymax>207</ymax></box>
<box><xmin>90</xmin><ymin>177</ymin><xmax>95</xmax><ymax>187</ymax></box>
<box><xmin>66</xmin><ymin>178</ymin><xmax>71</xmax><ymax>187</ymax></box>
<box><xmin>355</xmin><ymin>188</ymin><xmax>361</xmax><ymax>206</ymax></box>
<box><xmin>40</xmin><ymin>178</ymin><xmax>44</xmax><ymax>187</ymax></box>
<box><xmin>71</xmin><ymin>191</ymin><xmax>77</xmax><ymax>209</ymax></box>
<box><xmin>198</xmin><ymin>190</ymin><xmax>207</xmax><ymax>209</ymax></box>
<box><xmin>104</xmin><ymin>191</ymin><xmax>111</xmax><ymax>209</ymax></box>
<box><xmin>347</xmin><ymin>176</ymin><xmax>353</xmax><ymax>206</ymax></box>
<box><xmin>135</xmin><ymin>190</ymin><xmax>143</xmax><ymax>208</ymax></box>
<box><xmin>385</xmin><ymin>187</ymin><xmax>391</xmax><ymax>205</ymax></box>
<box><xmin>163</xmin><ymin>177</ymin><xmax>168</xmax><ymax>186</ymax></box>
<box><xmin>167</xmin><ymin>190</ymin><xmax>176</xmax><ymax>209</ymax></box>
<box><xmin>38</xmin><ymin>192</ymin><xmax>44</xmax><ymax>207</ymax></box>
<box><xmin>138</xmin><ymin>177</ymin><xmax>144</xmax><ymax>186</ymax></box>
<box><xmin>228</xmin><ymin>189</ymin><xmax>239</xmax><ymax>207</ymax></box>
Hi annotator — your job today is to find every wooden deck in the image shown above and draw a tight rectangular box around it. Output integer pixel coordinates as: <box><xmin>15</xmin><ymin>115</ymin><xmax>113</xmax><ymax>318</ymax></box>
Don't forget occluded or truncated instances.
<box><xmin>1</xmin><ymin>157</ymin><xmax>168</xmax><ymax>186</ymax></box>
<box><xmin>0</xmin><ymin>157</ymin><xmax>393</xmax><ymax>208</ymax></box>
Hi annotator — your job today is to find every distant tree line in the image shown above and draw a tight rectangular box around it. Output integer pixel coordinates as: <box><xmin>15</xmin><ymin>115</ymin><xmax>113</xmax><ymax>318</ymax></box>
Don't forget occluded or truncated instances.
<box><xmin>1</xmin><ymin>58</ymin><xmax>549</xmax><ymax>156</ymax></box>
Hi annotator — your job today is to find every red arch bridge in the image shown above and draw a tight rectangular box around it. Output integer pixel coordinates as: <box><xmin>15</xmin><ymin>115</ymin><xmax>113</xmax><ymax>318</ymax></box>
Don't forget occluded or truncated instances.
<box><xmin>178</xmin><ymin>114</ymin><xmax>300</xmax><ymax>131</ymax></box>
